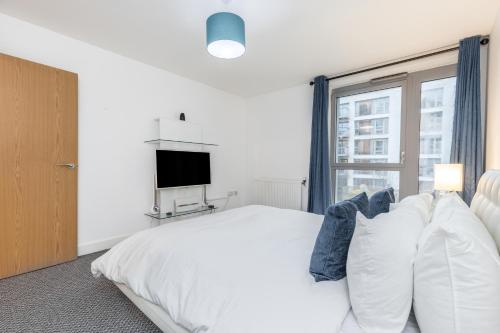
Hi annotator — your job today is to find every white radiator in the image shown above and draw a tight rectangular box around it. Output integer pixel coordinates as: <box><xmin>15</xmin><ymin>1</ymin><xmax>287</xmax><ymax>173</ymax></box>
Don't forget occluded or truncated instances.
<box><xmin>252</xmin><ymin>178</ymin><xmax>306</xmax><ymax>211</ymax></box>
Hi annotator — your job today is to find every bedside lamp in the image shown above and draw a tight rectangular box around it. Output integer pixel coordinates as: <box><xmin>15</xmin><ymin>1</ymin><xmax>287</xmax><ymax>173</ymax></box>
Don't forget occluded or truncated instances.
<box><xmin>434</xmin><ymin>163</ymin><xmax>464</xmax><ymax>194</ymax></box>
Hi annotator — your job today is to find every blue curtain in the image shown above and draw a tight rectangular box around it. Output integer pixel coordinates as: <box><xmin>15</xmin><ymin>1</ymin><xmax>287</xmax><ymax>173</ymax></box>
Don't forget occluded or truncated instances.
<box><xmin>307</xmin><ymin>76</ymin><xmax>331</xmax><ymax>214</ymax></box>
<box><xmin>450</xmin><ymin>36</ymin><xmax>484</xmax><ymax>205</ymax></box>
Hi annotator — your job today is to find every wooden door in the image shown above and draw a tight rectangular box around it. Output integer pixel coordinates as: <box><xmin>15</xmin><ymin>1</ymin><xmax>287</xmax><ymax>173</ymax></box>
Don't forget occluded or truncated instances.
<box><xmin>0</xmin><ymin>54</ymin><xmax>78</xmax><ymax>279</ymax></box>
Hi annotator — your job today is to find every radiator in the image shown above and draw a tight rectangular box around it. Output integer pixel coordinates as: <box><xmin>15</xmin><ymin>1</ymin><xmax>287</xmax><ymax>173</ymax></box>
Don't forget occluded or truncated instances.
<box><xmin>252</xmin><ymin>178</ymin><xmax>305</xmax><ymax>210</ymax></box>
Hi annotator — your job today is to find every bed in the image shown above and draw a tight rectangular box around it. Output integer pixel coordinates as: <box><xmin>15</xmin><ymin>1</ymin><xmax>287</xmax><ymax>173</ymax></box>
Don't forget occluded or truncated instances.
<box><xmin>92</xmin><ymin>205</ymin><xmax>351</xmax><ymax>333</ymax></box>
<box><xmin>91</xmin><ymin>170</ymin><xmax>500</xmax><ymax>333</ymax></box>
<box><xmin>114</xmin><ymin>283</ymin><xmax>420</xmax><ymax>333</ymax></box>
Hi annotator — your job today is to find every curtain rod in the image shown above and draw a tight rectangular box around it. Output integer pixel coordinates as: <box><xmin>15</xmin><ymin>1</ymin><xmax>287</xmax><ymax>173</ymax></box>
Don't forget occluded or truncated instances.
<box><xmin>309</xmin><ymin>36</ymin><xmax>489</xmax><ymax>86</ymax></box>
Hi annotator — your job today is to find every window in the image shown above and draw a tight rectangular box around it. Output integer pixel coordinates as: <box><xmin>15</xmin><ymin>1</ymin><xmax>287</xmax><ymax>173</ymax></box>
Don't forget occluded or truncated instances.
<box><xmin>333</xmin><ymin>84</ymin><xmax>402</xmax><ymax>202</ymax></box>
<box><xmin>420</xmin><ymin>111</ymin><xmax>443</xmax><ymax>132</ymax></box>
<box><xmin>419</xmin><ymin>158</ymin><xmax>441</xmax><ymax>178</ymax></box>
<box><xmin>338</xmin><ymin>103</ymin><xmax>350</xmax><ymax>118</ymax></box>
<box><xmin>353</xmin><ymin>139</ymin><xmax>388</xmax><ymax>155</ymax></box>
<box><xmin>353</xmin><ymin>178</ymin><xmax>387</xmax><ymax>188</ymax></box>
<box><xmin>332</xmin><ymin>65</ymin><xmax>457</xmax><ymax>202</ymax></box>
<box><xmin>418</xmin><ymin>77</ymin><xmax>456</xmax><ymax>193</ymax></box>
<box><xmin>374</xmin><ymin>140</ymin><xmax>387</xmax><ymax>155</ymax></box>
<box><xmin>353</xmin><ymin>139</ymin><xmax>369</xmax><ymax>155</ymax></box>
<box><xmin>338</xmin><ymin>120</ymin><xmax>349</xmax><ymax>137</ymax></box>
<box><xmin>334</xmin><ymin>170</ymin><xmax>400</xmax><ymax>202</ymax></box>
<box><xmin>337</xmin><ymin>139</ymin><xmax>349</xmax><ymax>156</ymax></box>
<box><xmin>374</xmin><ymin>118</ymin><xmax>388</xmax><ymax>134</ymax></box>
<box><xmin>355</xmin><ymin>120</ymin><xmax>370</xmax><ymax>135</ymax></box>
<box><xmin>355</xmin><ymin>97</ymin><xmax>390</xmax><ymax>117</ymax></box>
<box><xmin>353</xmin><ymin>158</ymin><xmax>388</xmax><ymax>163</ymax></box>
<box><xmin>335</xmin><ymin>87</ymin><xmax>401</xmax><ymax>164</ymax></box>
<box><xmin>356</xmin><ymin>102</ymin><xmax>370</xmax><ymax>116</ymax></box>
<box><xmin>420</xmin><ymin>136</ymin><xmax>442</xmax><ymax>155</ymax></box>
<box><xmin>418</xmin><ymin>180</ymin><xmax>434</xmax><ymax>193</ymax></box>
<box><xmin>421</xmin><ymin>88</ymin><xmax>444</xmax><ymax>109</ymax></box>
<box><xmin>355</xmin><ymin>118</ymin><xmax>388</xmax><ymax>135</ymax></box>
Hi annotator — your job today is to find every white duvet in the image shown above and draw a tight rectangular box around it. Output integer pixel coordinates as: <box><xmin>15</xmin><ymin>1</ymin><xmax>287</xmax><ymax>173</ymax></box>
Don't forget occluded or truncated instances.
<box><xmin>91</xmin><ymin>205</ymin><xmax>350</xmax><ymax>333</ymax></box>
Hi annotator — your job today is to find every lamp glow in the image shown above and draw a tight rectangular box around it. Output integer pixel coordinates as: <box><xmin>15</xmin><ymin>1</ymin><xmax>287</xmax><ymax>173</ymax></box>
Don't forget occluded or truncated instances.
<box><xmin>434</xmin><ymin>164</ymin><xmax>464</xmax><ymax>192</ymax></box>
<box><xmin>206</xmin><ymin>12</ymin><xmax>245</xmax><ymax>59</ymax></box>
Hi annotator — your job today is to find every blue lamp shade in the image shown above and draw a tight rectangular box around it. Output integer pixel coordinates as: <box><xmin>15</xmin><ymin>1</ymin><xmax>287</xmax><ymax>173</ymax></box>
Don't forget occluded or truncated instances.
<box><xmin>206</xmin><ymin>12</ymin><xmax>245</xmax><ymax>59</ymax></box>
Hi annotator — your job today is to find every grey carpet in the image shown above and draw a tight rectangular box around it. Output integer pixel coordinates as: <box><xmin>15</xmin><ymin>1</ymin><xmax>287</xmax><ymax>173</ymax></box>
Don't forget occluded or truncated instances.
<box><xmin>0</xmin><ymin>252</ymin><xmax>162</xmax><ymax>333</ymax></box>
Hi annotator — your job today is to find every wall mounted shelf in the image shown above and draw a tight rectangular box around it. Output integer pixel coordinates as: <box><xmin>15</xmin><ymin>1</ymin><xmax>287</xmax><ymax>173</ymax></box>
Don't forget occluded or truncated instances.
<box><xmin>144</xmin><ymin>139</ymin><xmax>219</xmax><ymax>146</ymax></box>
<box><xmin>145</xmin><ymin>206</ymin><xmax>217</xmax><ymax>220</ymax></box>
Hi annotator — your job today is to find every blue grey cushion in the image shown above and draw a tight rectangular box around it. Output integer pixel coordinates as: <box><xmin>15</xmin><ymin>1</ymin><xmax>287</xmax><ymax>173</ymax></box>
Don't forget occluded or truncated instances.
<box><xmin>309</xmin><ymin>192</ymin><xmax>369</xmax><ymax>282</ymax></box>
<box><xmin>368</xmin><ymin>187</ymin><xmax>395</xmax><ymax>218</ymax></box>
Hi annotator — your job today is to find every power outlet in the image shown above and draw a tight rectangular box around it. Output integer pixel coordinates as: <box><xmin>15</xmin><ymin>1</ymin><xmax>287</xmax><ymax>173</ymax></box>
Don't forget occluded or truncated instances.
<box><xmin>227</xmin><ymin>190</ymin><xmax>238</xmax><ymax>197</ymax></box>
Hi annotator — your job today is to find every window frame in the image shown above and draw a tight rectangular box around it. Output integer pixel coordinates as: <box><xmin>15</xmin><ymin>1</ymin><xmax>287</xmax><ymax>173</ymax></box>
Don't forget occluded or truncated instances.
<box><xmin>330</xmin><ymin>65</ymin><xmax>458</xmax><ymax>202</ymax></box>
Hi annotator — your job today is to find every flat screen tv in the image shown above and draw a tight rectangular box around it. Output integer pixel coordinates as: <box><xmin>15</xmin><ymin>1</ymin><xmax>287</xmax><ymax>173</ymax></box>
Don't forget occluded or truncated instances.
<box><xmin>156</xmin><ymin>150</ymin><xmax>211</xmax><ymax>188</ymax></box>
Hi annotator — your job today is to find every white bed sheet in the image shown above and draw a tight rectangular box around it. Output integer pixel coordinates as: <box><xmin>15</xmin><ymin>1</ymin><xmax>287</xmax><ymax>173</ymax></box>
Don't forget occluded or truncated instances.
<box><xmin>92</xmin><ymin>205</ymin><xmax>351</xmax><ymax>333</ymax></box>
<box><xmin>341</xmin><ymin>310</ymin><xmax>420</xmax><ymax>333</ymax></box>
<box><xmin>117</xmin><ymin>282</ymin><xmax>420</xmax><ymax>333</ymax></box>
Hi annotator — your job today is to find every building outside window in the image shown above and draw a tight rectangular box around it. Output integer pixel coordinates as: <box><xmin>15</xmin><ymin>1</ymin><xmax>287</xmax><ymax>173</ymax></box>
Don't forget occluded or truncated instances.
<box><xmin>354</xmin><ymin>139</ymin><xmax>369</xmax><ymax>155</ymax></box>
<box><xmin>418</xmin><ymin>78</ymin><xmax>456</xmax><ymax>193</ymax></box>
<box><xmin>355</xmin><ymin>97</ymin><xmax>389</xmax><ymax>117</ymax></box>
<box><xmin>353</xmin><ymin>158</ymin><xmax>388</xmax><ymax>163</ymax></box>
<box><xmin>337</xmin><ymin>139</ymin><xmax>349</xmax><ymax>156</ymax></box>
<box><xmin>374</xmin><ymin>118</ymin><xmax>388</xmax><ymax>134</ymax></box>
<box><xmin>420</xmin><ymin>136</ymin><xmax>442</xmax><ymax>155</ymax></box>
<box><xmin>373</xmin><ymin>139</ymin><xmax>387</xmax><ymax>155</ymax></box>
<box><xmin>355</xmin><ymin>118</ymin><xmax>388</xmax><ymax>135</ymax></box>
<box><xmin>338</xmin><ymin>120</ymin><xmax>350</xmax><ymax>137</ymax></box>
<box><xmin>338</xmin><ymin>103</ymin><xmax>350</xmax><ymax>118</ymax></box>
<box><xmin>420</xmin><ymin>111</ymin><xmax>443</xmax><ymax>132</ymax></box>
<box><xmin>421</xmin><ymin>87</ymin><xmax>444</xmax><ymax>108</ymax></box>
<box><xmin>355</xmin><ymin>120</ymin><xmax>371</xmax><ymax>135</ymax></box>
<box><xmin>354</xmin><ymin>139</ymin><xmax>388</xmax><ymax>155</ymax></box>
<box><xmin>419</xmin><ymin>158</ymin><xmax>441</xmax><ymax>178</ymax></box>
<box><xmin>353</xmin><ymin>177</ymin><xmax>387</xmax><ymax>188</ymax></box>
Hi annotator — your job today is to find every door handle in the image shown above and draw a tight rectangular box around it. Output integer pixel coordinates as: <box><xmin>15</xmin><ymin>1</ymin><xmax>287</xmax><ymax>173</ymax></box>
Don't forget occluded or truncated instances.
<box><xmin>56</xmin><ymin>163</ymin><xmax>77</xmax><ymax>169</ymax></box>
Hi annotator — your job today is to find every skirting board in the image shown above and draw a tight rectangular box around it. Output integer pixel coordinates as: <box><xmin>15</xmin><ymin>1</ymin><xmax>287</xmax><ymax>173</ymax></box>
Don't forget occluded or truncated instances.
<box><xmin>78</xmin><ymin>233</ymin><xmax>132</xmax><ymax>256</ymax></box>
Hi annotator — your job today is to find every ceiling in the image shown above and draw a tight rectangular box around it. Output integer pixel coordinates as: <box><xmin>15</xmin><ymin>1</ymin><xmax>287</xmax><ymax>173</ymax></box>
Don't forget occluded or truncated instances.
<box><xmin>1</xmin><ymin>0</ymin><xmax>499</xmax><ymax>97</ymax></box>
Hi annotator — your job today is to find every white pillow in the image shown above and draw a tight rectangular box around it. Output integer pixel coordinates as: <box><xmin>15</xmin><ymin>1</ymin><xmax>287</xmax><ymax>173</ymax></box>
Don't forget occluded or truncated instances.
<box><xmin>347</xmin><ymin>194</ymin><xmax>430</xmax><ymax>332</ymax></box>
<box><xmin>414</xmin><ymin>193</ymin><xmax>500</xmax><ymax>333</ymax></box>
<box><xmin>390</xmin><ymin>193</ymin><xmax>434</xmax><ymax>223</ymax></box>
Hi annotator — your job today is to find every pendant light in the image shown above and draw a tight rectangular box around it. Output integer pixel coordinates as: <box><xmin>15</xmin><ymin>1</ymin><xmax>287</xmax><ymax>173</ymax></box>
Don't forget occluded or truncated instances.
<box><xmin>206</xmin><ymin>12</ymin><xmax>245</xmax><ymax>59</ymax></box>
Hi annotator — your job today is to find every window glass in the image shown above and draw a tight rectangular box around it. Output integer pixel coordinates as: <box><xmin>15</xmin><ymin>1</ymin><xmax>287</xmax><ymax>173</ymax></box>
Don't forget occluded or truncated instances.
<box><xmin>421</xmin><ymin>88</ymin><xmax>444</xmax><ymax>108</ymax></box>
<box><xmin>355</xmin><ymin>97</ymin><xmax>390</xmax><ymax>116</ymax></box>
<box><xmin>421</xmin><ymin>112</ymin><xmax>443</xmax><ymax>132</ymax></box>
<box><xmin>354</xmin><ymin>118</ymin><xmax>389</xmax><ymax>136</ymax></box>
<box><xmin>332</xmin><ymin>66</ymin><xmax>458</xmax><ymax>203</ymax></box>
<box><xmin>335</xmin><ymin>170</ymin><xmax>400</xmax><ymax>202</ymax></box>
<box><xmin>418</xmin><ymin>77</ymin><xmax>456</xmax><ymax>193</ymax></box>
<box><xmin>335</xmin><ymin>87</ymin><xmax>401</xmax><ymax>164</ymax></box>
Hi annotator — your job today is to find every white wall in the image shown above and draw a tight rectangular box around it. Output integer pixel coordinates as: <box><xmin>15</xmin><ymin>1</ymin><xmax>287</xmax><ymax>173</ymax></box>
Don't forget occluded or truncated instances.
<box><xmin>245</xmin><ymin>52</ymin><xmax>458</xmax><ymax>208</ymax></box>
<box><xmin>0</xmin><ymin>13</ymin><xmax>248</xmax><ymax>255</ymax></box>
<box><xmin>487</xmin><ymin>10</ymin><xmax>500</xmax><ymax>169</ymax></box>
<box><xmin>246</xmin><ymin>85</ymin><xmax>313</xmax><ymax>209</ymax></box>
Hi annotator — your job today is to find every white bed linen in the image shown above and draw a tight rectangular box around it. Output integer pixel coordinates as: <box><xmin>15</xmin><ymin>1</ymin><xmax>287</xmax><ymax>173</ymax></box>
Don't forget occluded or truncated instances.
<box><xmin>341</xmin><ymin>310</ymin><xmax>420</xmax><ymax>333</ymax></box>
<box><xmin>92</xmin><ymin>205</ymin><xmax>350</xmax><ymax>333</ymax></box>
<box><xmin>116</xmin><ymin>281</ymin><xmax>420</xmax><ymax>333</ymax></box>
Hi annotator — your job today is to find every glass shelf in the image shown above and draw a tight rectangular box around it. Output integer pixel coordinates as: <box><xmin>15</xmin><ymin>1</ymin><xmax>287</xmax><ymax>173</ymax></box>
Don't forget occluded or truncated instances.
<box><xmin>144</xmin><ymin>139</ymin><xmax>219</xmax><ymax>146</ymax></box>
<box><xmin>145</xmin><ymin>206</ymin><xmax>217</xmax><ymax>220</ymax></box>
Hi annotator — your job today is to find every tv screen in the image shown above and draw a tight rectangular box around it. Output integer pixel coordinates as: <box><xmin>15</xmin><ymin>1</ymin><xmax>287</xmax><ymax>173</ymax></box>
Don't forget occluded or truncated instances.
<box><xmin>156</xmin><ymin>150</ymin><xmax>211</xmax><ymax>188</ymax></box>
